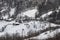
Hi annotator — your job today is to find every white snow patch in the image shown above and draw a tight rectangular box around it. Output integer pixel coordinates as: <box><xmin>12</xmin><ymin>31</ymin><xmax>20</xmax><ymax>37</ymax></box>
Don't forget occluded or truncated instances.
<box><xmin>2</xmin><ymin>14</ymin><xmax>9</xmax><ymax>19</ymax></box>
<box><xmin>29</xmin><ymin>29</ymin><xmax>60</xmax><ymax>40</ymax></box>
<box><xmin>41</xmin><ymin>11</ymin><xmax>53</xmax><ymax>18</ymax></box>
<box><xmin>9</xmin><ymin>7</ymin><xmax>16</xmax><ymax>17</ymax></box>
<box><xmin>22</xmin><ymin>8</ymin><xmax>37</xmax><ymax>18</ymax></box>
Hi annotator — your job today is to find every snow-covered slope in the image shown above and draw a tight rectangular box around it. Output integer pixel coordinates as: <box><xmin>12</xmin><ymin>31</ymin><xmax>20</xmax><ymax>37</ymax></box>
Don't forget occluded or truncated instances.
<box><xmin>0</xmin><ymin>20</ymin><xmax>60</xmax><ymax>39</ymax></box>
<box><xmin>0</xmin><ymin>8</ymin><xmax>60</xmax><ymax>40</ymax></box>
<box><xmin>21</xmin><ymin>8</ymin><xmax>38</xmax><ymax>18</ymax></box>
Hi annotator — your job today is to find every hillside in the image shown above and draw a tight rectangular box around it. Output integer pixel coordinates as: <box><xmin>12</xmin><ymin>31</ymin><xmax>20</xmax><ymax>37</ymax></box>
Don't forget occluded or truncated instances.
<box><xmin>0</xmin><ymin>0</ymin><xmax>60</xmax><ymax>40</ymax></box>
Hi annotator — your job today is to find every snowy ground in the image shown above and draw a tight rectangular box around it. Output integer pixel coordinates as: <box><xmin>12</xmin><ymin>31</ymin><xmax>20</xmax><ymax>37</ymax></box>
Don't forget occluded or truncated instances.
<box><xmin>0</xmin><ymin>8</ymin><xmax>60</xmax><ymax>40</ymax></box>
<box><xmin>0</xmin><ymin>20</ymin><xmax>60</xmax><ymax>40</ymax></box>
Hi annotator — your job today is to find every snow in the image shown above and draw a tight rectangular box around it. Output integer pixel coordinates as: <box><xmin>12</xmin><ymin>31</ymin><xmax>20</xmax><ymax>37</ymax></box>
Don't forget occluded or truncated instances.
<box><xmin>2</xmin><ymin>14</ymin><xmax>9</xmax><ymax>19</ymax></box>
<box><xmin>41</xmin><ymin>11</ymin><xmax>53</xmax><ymax>18</ymax></box>
<box><xmin>0</xmin><ymin>21</ymin><xmax>59</xmax><ymax>38</ymax></box>
<box><xmin>0</xmin><ymin>9</ymin><xmax>6</xmax><ymax>12</ymax></box>
<box><xmin>0</xmin><ymin>7</ymin><xmax>8</xmax><ymax>13</ymax></box>
<box><xmin>9</xmin><ymin>7</ymin><xmax>16</xmax><ymax>17</ymax></box>
<box><xmin>0</xmin><ymin>32</ymin><xmax>6</xmax><ymax>37</ymax></box>
<box><xmin>28</xmin><ymin>28</ymin><xmax>60</xmax><ymax>40</ymax></box>
<box><xmin>21</xmin><ymin>8</ymin><xmax>37</xmax><ymax>18</ymax></box>
<box><xmin>0</xmin><ymin>8</ymin><xmax>60</xmax><ymax>40</ymax></box>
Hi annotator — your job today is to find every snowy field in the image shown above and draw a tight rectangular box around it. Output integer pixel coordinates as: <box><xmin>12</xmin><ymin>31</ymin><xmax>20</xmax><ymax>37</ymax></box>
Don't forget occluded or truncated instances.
<box><xmin>0</xmin><ymin>8</ymin><xmax>60</xmax><ymax>40</ymax></box>
<box><xmin>0</xmin><ymin>20</ymin><xmax>60</xmax><ymax>40</ymax></box>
